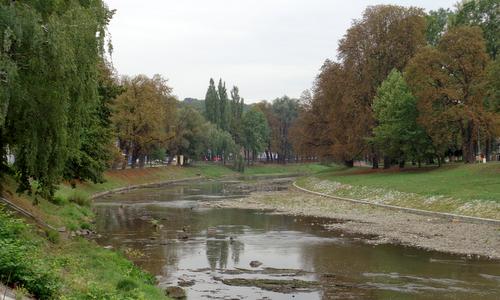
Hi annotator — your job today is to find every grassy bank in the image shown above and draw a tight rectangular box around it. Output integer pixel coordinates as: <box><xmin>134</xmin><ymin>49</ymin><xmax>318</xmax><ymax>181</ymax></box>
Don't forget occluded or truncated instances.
<box><xmin>0</xmin><ymin>176</ymin><xmax>169</xmax><ymax>299</ymax></box>
<box><xmin>296</xmin><ymin>163</ymin><xmax>500</xmax><ymax>219</ymax></box>
<box><xmin>1</xmin><ymin>162</ymin><xmax>327</xmax><ymax>299</ymax></box>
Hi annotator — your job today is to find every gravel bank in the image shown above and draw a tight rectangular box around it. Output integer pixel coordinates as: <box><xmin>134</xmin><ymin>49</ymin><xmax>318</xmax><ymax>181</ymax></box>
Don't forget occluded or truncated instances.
<box><xmin>200</xmin><ymin>188</ymin><xmax>500</xmax><ymax>260</ymax></box>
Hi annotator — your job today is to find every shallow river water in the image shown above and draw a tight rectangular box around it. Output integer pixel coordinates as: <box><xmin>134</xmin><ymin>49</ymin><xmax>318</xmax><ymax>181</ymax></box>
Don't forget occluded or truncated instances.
<box><xmin>94</xmin><ymin>180</ymin><xmax>500</xmax><ymax>299</ymax></box>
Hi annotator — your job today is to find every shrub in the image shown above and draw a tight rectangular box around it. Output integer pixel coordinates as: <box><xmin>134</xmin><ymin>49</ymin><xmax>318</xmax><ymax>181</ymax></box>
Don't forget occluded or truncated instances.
<box><xmin>116</xmin><ymin>278</ymin><xmax>138</xmax><ymax>292</ymax></box>
<box><xmin>50</xmin><ymin>195</ymin><xmax>68</xmax><ymax>206</ymax></box>
<box><xmin>68</xmin><ymin>191</ymin><xmax>91</xmax><ymax>207</ymax></box>
<box><xmin>45</xmin><ymin>229</ymin><xmax>60</xmax><ymax>244</ymax></box>
<box><xmin>0</xmin><ymin>209</ymin><xmax>60</xmax><ymax>299</ymax></box>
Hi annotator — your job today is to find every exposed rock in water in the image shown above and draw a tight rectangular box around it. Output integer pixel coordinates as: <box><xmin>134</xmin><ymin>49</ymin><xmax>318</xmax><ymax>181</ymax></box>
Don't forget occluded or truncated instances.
<box><xmin>165</xmin><ymin>286</ymin><xmax>186</xmax><ymax>299</ymax></box>
<box><xmin>249</xmin><ymin>260</ymin><xmax>263</xmax><ymax>268</ymax></box>
<box><xmin>219</xmin><ymin>278</ymin><xmax>320</xmax><ymax>293</ymax></box>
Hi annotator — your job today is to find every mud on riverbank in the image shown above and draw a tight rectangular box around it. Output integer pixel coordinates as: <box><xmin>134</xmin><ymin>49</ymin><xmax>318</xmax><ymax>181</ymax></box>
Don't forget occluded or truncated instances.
<box><xmin>200</xmin><ymin>188</ymin><xmax>500</xmax><ymax>260</ymax></box>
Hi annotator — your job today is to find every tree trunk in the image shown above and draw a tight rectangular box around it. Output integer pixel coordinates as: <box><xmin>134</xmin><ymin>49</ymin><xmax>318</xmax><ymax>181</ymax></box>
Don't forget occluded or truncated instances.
<box><xmin>462</xmin><ymin>122</ymin><xmax>475</xmax><ymax>163</ymax></box>
<box><xmin>344</xmin><ymin>160</ymin><xmax>354</xmax><ymax>168</ymax></box>
<box><xmin>371</xmin><ymin>147</ymin><xmax>379</xmax><ymax>169</ymax></box>
<box><xmin>398</xmin><ymin>159</ymin><xmax>405</xmax><ymax>168</ymax></box>
<box><xmin>383</xmin><ymin>156</ymin><xmax>391</xmax><ymax>169</ymax></box>
<box><xmin>138</xmin><ymin>155</ymin><xmax>146</xmax><ymax>168</ymax></box>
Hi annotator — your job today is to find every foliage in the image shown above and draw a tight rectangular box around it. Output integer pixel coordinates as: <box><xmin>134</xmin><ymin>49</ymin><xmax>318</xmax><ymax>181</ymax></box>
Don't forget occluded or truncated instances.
<box><xmin>451</xmin><ymin>0</ymin><xmax>499</xmax><ymax>59</ymax></box>
<box><xmin>67</xmin><ymin>190</ymin><xmax>91</xmax><ymax>207</ymax></box>
<box><xmin>112</xmin><ymin>74</ymin><xmax>177</xmax><ymax>168</ymax></box>
<box><xmin>405</xmin><ymin>26</ymin><xmax>492</xmax><ymax>163</ymax></box>
<box><xmin>241</xmin><ymin>108</ymin><xmax>270</xmax><ymax>162</ymax></box>
<box><xmin>0</xmin><ymin>209</ymin><xmax>60</xmax><ymax>299</ymax></box>
<box><xmin>205</xmin><ymin>124</ymin><xmax>237</xmax><ymax>164</ymax></box>
<box><xmin>372</xmin><ymin>70</ymin><xmax>432</xmax><ymax>165</ymax></box>
<box><xmin>0</xmin><ymin>0</ymin><xmax>113</xmax><ymax>198</ymax></box>
<box><xmin>168</xmin><ymin>106</ymin><xmax>207</xmax><ymax>161</ymax></box>
<box><xmin>425</xmin><ymin>8</ymin><xmax>453</xmax><ymax>46</ymax></box>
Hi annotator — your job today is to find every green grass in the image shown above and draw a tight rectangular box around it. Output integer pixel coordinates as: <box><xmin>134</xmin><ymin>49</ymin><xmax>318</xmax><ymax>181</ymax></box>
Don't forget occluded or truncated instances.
<box><xmin>297</xmin><ymin>163</ymin><xmax>500</xmax><ymax>219</ymax></box>
<box><xmin>315</xmin><ymin>163</ymin><xmax>500</xmax><ymax>201</ymax></box>
<box><xmin>242</xmin><ymin>162</ymin><xmax>332</xmax><ymax>176</ymax></box>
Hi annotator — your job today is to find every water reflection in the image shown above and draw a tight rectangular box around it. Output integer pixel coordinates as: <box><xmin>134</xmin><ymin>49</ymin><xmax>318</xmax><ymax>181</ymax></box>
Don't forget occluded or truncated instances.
<box><xmin>94</xmin><ymin>181</ymin><xmax>500</xmax><ymax>300</ymax></box>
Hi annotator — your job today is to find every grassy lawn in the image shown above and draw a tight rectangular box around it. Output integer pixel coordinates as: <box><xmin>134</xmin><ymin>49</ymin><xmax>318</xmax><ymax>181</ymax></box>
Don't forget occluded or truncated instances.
<box><xmin>297</xmin><ymin>162</ymin><xmax>500</xmax><ymax>219</ymax></box>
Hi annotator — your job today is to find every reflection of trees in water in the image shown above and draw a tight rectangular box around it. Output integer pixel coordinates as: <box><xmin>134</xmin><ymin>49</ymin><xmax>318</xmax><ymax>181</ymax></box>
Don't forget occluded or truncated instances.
<box><xmin>206</xmin><ymin>238</ymin><xmax>245</xmax><ymax>270</ymax></box>
<box><xmin>230</xmin><ymin>240</ymin><xmax>244</xmax><ymax>264</ymax></box>
<box><xmin>206</xmin><ymin>239</ymin><xmax>229</xmax><ymax>270</ymax></box>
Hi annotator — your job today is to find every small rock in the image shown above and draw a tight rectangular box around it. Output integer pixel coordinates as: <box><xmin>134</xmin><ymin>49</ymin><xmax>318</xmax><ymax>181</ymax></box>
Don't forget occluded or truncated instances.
<box><xmin>57</xmin><ymin>227</ymin><xmax>66</xmax><ymax>232</ymax></box>
<box><xmin>165</xmin><ymin>286</ymin><xmax>186</xmax><ymax>299</ymax></box>
<box><xmin>178</xmin><ymin>278</ymin><xmax>195</xmax><ymax>287</ymax></box>
<box><xmin>250</xmin><ymin>260</ymin><xmax>263</xmax><ymax>268</ymax></box>
<box><xmin>177</xmin><ymin>231</ymin><xmax>189</xmax><ymax>240</ymax></box>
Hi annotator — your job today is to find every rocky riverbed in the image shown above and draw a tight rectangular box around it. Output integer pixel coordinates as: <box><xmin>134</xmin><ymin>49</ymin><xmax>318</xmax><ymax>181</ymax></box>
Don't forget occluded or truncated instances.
<box><xmin>200</xmin><ymin>188</ymin><xmax>500</xmax><ymax>260</ymax></box>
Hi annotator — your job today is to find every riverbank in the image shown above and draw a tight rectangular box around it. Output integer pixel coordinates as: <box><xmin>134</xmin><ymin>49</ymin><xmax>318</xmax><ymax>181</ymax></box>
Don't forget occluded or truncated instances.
<box><xmin>201</xmin><ymin>186</ymin><xmax>500</xmax><ymax>260</ymax></box>
<box><xmin>296</xmin><ymin>163</ymin><xmax>500</xmax><ymax>220</ymax></box>
<box><xmin>0</xmin><ymin>163</ymin><xmax>326</xmax><ymax>299</ymax></box>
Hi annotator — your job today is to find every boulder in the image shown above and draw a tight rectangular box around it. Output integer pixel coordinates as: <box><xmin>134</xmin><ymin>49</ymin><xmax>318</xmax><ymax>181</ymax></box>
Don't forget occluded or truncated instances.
<box><xmin>165</xmin><ymin>286</ymin><xmax>186</xmax><ymax>299</ymax></box>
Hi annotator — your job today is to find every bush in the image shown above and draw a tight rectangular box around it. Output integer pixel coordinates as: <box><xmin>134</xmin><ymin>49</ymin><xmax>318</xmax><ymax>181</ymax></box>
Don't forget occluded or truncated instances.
<box><xmin>116</xmin><ymin>278</ymin><xmax>139</xmax><ymax>292</ymax></box>
<box><xmin>50</xmin><ymin>195</ymin><xmax>68</xmax><ymax>206</ymax></box>
<box><xmin>68</xmin><ymin>190</ymin><xmax>91</xmax><ymax>207</ymax></box>
<box><xmin>0</xmin><ymin>209</ymin><xmax>60</xmax><ymax>299</ymax></box>
<box><xmin>45</xmin><ymin>229</ymin><xmax>60</xmax><ymax>244</ymax></box>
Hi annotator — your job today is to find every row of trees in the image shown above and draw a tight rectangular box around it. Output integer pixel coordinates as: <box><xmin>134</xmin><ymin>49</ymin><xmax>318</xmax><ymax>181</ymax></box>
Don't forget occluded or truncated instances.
<box><xmin>293</xmin><ymin>1</ymin><xmax>499</xmax><ymax>167</ymax></box>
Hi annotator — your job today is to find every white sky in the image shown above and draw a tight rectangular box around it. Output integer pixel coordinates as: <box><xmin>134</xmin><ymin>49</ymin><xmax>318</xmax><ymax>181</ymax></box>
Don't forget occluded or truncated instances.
<box><xmin>105</xmin><ymin>0</ymin><xmax>457</xmax><ymax>102</ymax></box>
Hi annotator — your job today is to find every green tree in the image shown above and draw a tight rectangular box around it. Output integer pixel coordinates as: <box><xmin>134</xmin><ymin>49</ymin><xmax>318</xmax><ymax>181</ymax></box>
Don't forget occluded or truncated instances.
<box><xmin>168</xmin><ymin>106</ymin><xmax>207</xmax><ymax>163</ymax></box>
<box><xmin>452</xmin><ymin>0</ymin><xmax>499</xmax><ymax>59</ymax></box>
<box><xmin>0</xmin><ymin>0</ymin><xmax>112</xmax><ymax>197</ymax></box>
<box><xmin>205</xmin><ymin>124</ymin><xmax>237</xmax><ymax>165</ymax></box>
<box><xmin>242</xmin><ymin>108</ymin><xmax>269</xmax><ymax>164</ymax></box>
<box><xmin>218</xmin><ymin>79</ymin><xmax>230</xmax><ymax>131</ymax></box>
<box><xmin>271</xmin><ymin>96</ymin><xmax>299</xmax><ymax>163</ymax></box>
<box><xmin>372</xmin><ymin>70</ymin><xmax>432</xmax><ymax>167</ymax></box>
<box><xmin>204</xmin><ymin>78</ymin><xmax>219</xmax><ymax>125</ymax></box>
<box><xmin>426</xmin><ymin>8</ymin><xmax>453</xmax><ymax>46</ymax></box>
<box><xmin>229</xmin><ymin>86</ymin><xmax>244</xmax><ymax>143</ymax></box>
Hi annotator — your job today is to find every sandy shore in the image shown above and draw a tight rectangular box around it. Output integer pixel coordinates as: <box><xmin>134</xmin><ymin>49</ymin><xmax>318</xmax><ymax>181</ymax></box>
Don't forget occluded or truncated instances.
<box><xmin>200</xmin><ymin>187</ymin><xmax>500</xmax><ymax>260</ymax></box>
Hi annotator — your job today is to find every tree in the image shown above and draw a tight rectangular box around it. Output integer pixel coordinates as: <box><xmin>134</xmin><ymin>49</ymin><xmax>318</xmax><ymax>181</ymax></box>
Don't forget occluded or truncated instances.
<box><xmin>335</xmin><ymin>4</ymin><xmax>427</xmax><ymax>167</ymax></box>
<box><xmin>0</xmin><ymin>0</ymin><xmax>113</xmax><ymax>198</ymax></box>
<box><xmin>167</xmin><ymin>106</ymin><xmax>207</xmax><ymax>163</ymax></box>
<box><xmin>271</xmin><ymin>96</ymin><xmax>299</xmax><ymax>163</ymax></box>
<box><xmin>372</xmin><ymin>70</ymin><xmax>432</xmax><ymax>167</ymax></box>
<box><xmin>426</xmin><ymin>8</ymin><xmax>453</xmax><ymax>46</ymax></box>
<box><xmin>112</xmin><ymin>74</ymin><xmax>176</xmax><ymax>168</ymax></box>
<box><xmin>452</xmin><ymin>0</ymin><xmax>499</xmax><ymax>59</ymax></box>
<box><xmin>229</xmin><ymin>86</ymin><xmax>244</xmax><ymax>144</ymax></box>
<box><xmin>64</xmin><ymin>62</ymin><xmax>123</xmax><ymax>185</ymax></box>
<box><xmin>405</xmin><ymin>26</ymin><xmax>492</xmax><ymax>163</ymax></box>
<box><xmin>204</xmin><ymin>78</ymin><xmax>219</xmax><ymax>125</ymax></box>
<box><xmin>204</xmin><ymin>124</ymin><xmax>237</xmax><ymax>165</ymax></box>
<box><xmin>241</xmin><ymin>108</ymin><xmax>269</xmax><ymax>164</ymax></box>
<box><xmin>218</xmin><ymin>79</ymin><xmax>230</xmax><ymax>131</ymax></box>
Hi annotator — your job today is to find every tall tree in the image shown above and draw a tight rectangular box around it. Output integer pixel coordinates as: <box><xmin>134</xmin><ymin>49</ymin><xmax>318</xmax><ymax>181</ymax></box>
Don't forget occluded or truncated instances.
<box><xmin>112</xmin><ymin>74</ymin><xmax>176</xmax><ymax>168</ymax></box>
<box><xmin>167</xmin><ymin>106</ymin><xmax>207</xmax><ymax>163</ymax></box>
<box><xmin>426</xmin><ymin>8</ymin><xmax>453</xmax><ymax>46</ymax></box>
<box><xmin>204</xmin><ymin>78</ymin><xmax>219</xmax><ymax>125</ymax></box>
<box><xmin>229</xmin><ymin>86</ymin><xmax>244</xmax><ymax>144</ymax></box>
<box><xmin>452</xmin><ymin>0</ymin><xmax>499</xmax><ymax>59</ymax></box>
<box><xmin>406</xmin><ymin>26</ymin><xmax>492</xmax><ymax>163</ymax></box>
<box><xmin>218</xmin><ymin>79</ymin><xmax>230</xmax><ymax>131</ymax></box>
<box><xmin>335</xmin><ymin>4</ymin><xmax>427</xmax><ymax>167</ymax></box>
<box><xmin>241</xmin><ymin>108</ymin><xmax>269</xmax><ymax>164</ymax></box>
<box><xmin>372</xmin><ymin>70</ymin><xmax>432</xmax><ymax>167</ymax></box>
<box><xmin>271</xmin><ymin>96</ymin><xmax>299</xmax><ymax>163</ymax></box>
<box><xmin>0</xmin><ymin>0</ymin><xmax>113</xmax><ymax>197</ymax></box>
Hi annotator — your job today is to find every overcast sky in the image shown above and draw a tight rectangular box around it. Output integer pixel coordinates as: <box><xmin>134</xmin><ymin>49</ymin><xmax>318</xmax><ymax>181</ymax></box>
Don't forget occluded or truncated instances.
<box><xmin>105</xmin><ymin>0</ymin><xmax>457</xmax><ymax>102</ymax></box>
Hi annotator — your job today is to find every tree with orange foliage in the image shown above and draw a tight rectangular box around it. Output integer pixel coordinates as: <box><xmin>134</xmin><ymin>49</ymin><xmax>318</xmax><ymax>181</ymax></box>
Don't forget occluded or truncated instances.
<box><xmin>405</xmin><ymin>26</ymin><xmax>493</xmax><ymax>164</ymax></box>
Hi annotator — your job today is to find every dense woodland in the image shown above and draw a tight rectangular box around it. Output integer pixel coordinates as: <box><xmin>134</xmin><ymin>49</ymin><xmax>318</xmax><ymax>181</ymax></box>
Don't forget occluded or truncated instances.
<box><xmin>0</xmin><ymin>0</ymin><xmax>499</xmax><ymax>200</ymax></box>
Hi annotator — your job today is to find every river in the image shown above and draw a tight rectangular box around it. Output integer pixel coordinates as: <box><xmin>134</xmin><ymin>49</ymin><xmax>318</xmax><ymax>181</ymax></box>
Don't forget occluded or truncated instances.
<box><xmin>94</xmin><ymin>179</ymin><xmax>500</xmax><ymax>299</ymax></box>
